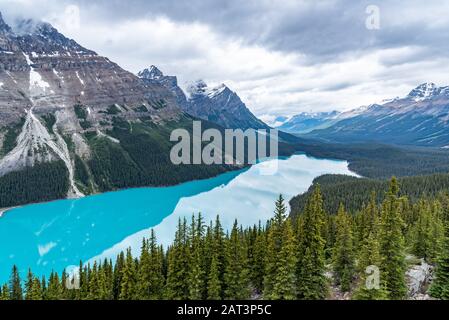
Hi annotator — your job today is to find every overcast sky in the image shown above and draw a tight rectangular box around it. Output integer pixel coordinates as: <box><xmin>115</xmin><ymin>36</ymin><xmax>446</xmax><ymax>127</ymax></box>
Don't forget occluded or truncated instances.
<box><xmin>1</xmin><ymin>0</ymin><xmax>449</xmax><ymax>124</ymax></box>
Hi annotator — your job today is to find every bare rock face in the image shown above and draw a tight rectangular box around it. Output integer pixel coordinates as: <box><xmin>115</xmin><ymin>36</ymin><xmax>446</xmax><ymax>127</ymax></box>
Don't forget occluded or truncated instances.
<box><xmin>0</xmin><ymin>12</ymin><xmax>185</xmax><ymax>197</ymax></box>
<box><xmin>138</xmin><ymin>66</ymin><xmax>269</xmax><ymax>130</ymax></box>
<box><xmin>406</xmin><ymin>258</ymin><xmax>433</xmax><ymax>299</ymax></box>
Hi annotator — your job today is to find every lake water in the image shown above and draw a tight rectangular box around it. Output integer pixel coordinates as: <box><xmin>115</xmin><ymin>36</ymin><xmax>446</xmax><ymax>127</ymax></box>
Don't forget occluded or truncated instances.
<box><xmin>0</xmin><ymin>154</ymin><xmax>356</xmax><ymax>283</ymax></box>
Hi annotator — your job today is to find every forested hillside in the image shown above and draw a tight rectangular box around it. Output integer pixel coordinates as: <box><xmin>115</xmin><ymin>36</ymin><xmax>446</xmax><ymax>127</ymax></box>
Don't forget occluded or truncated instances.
<box><xmin>0</xmin><ymin>161</ymin><xmax>69</xmax><ymax>208</ymax></box>
<box><xmin>294</xmin><ymin>141</ymin><xmax>449</xmax><ymax>178</ymax></box>
<box><xmin>2</xmin><ymin>179</ymin><xmax>449</xmax><ymax>300</ymax></box>
<box><xmin>290</xmin><ymin>173</ymin><xmax>449</xmax><ymax>216</ymax></box>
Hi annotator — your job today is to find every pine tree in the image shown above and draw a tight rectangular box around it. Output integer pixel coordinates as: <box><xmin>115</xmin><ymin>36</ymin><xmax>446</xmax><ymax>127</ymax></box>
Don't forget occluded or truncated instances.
<box><xmin>188</xmin><ymin>215</ymin><xmax>205</xmax><ymax>300</ymax></box>
<box><xmin>78</xmin><ymin>261</ymin><xmax>88</xmax><ymax>300</ymax></box>
<box><xmin>224</xmin><ymin>221</ymin><xmax>250</xmax><ymax>299</ymax></box>
<box><xmin>251</xmin><ymin>222</ymin><xmax>266</xmax><ymax>294</ymax></box>
<box><xmin>411</xmin><ymin>200</ymin><xmax>444</xmax><ymax>262</ymax></box>
<box><xmin>271</xmin><ymin>219</ymin><xmax>297</xmax><ymax>300</ymax></box>
<box><xmin>379</xmin><ymin>177</ymin><xmax>407</xmax><ymax>300</ymax></box>
<box><xmin>138</xmin><ymin>230</ymin><xmax>165</xmax><ymax>300</ymax></box>
<box><xmin>9</xmin><ymin>265</ymin><xmax>23</xmax><ymax>300</ymax></box>
<box><xmin>165</xmin><ymin>218</ymin><xmax>189</xmax><ymax>299</ymax></box>
<box><xmin>207</xmin><ymin>254</ymin><xmax>222</xmax><ymax>300</ymax></box>
<box><xmin>24</xmin><ymin>271</ymin><xmax>42</xmax><ymax>300</ymax></box>
<box><xmin>353</xmin><ymin>217</ymin><xmax>388</xmax><ymax>300</ymax></box>
<box><xmin>25</xmin><ymin>269</ymin><xmax>34</xmax><ymax>300</ymax></box>
<box><xmin>97</xmin><ymin>262</ymin><xmax>112</xmax><ymax>300</ymax></box>
<box><xmin>332</xmin><ymin>204</ymin><xmax>355</xmax><ymax>292</ymax></box>
<box><xmin>87</xmin><ymin>262</ymin><xmax>100</xmax><ymax>300</ymax></box>
<box><xmin>430</xmin><ymin>223</ymin><xmax>449</xmax><ymax>299</ymax></box>
<box><xmin>113</xmin><ymin>253</ymin><xmax>125</xmax><ymax>300</ymax></box>
<box><xmin>0</xmin><ymin>284</ymin><xmax>9</xmax><ymax>300</ymax></box>
<box><xmin>119</xmin><ymin>248</ymin><xmax>137</xmax><ymax>300</ymax></box>
<box><xmin>46</xmin><ymin>271</ymin><xmax>63</xmax><ymax>300</ymax></box>
<box><xmin>263</xmin><ymin>195</ymin><xmax>288</xmax><ymax>298</ymax></box>
<box><xmin>356</xmin><ymin>192</ymin><xmax>378</xmax><ymax>249</ymax></box>
<box><xmin>297</xmin><ymin>186</ymin><xmax>328</xmax><ymax>300</ymax></box>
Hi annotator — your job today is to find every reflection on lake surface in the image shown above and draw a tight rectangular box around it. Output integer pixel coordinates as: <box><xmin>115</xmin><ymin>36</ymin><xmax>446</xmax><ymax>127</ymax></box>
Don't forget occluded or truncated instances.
<box><xmin>0</xmin><ymin>154</ymin><xmax>356</xmax><ymax>282</ymax></box>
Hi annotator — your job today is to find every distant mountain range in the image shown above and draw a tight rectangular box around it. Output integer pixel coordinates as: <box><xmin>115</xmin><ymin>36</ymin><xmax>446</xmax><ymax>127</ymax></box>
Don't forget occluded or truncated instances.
<box><xmin>280</xmin><ymin>83</ymin><xmax>449</xmax><ymax>148</ymax></box>
<box><xmin>138</xmin><ymin>66</ymin><xmax>269</xmax><ymax>130</ymax></box>
<box><xmin>278</xmin><ymin>111</ymin><xmax>340</xmax><ymax>134</ymax></box>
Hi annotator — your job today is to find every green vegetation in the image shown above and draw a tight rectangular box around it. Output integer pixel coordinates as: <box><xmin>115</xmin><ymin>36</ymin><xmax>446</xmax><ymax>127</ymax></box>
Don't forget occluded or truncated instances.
<box><xmin>87</xmin><ymin>118</ymin><xmax>232</xmax><ymax>191</ymax></box>
<box><xmin>290</xmin><ymin>173</ymin><xmax>449</xmax><ymax>215</ymax></box>
<box><xmin>106</xmin><ymin>104</ymin><xmax>121</xmax><ymax>115</ymax></box>
<box><xmin>294</xmin><ymin>141</ymin><xmax>449</xmax><ymax>179</ymax></box>
<box><xmin>135</xmin><ymin>105</ymin><xmax>148</xmax><ymax>113</ymax></box>
<box><xmin>73</xmin><ymin>104</ymin><xmax>91</xmax><ymax>130</ymax></box>
<box><xmin>74</xmin><ymin>155</ymin><xmax>91</xmax><ymax>188</ymax></box>
<box><xmin>0</xmin><ymin>161</ymin><xmax>69</xmax><ymax>208</ymax></box>
<box><xmin>3</xmin><ymin>179</ymin><xmax>447</xmax><ymax>300</ymax></box>
<box><xmin>41</xmin><ymin>114</ymin><xmax>56</xmax><ymax>134</ymax></box>
<box><xmin>1</xmin><ymin>118</ymin><xmax>25</xmax><ymax>156</ymax></box>
<box><xmin>74</xmin><ymin>104</ymin><xmax>88</xmax><ymax>120</ymax></box>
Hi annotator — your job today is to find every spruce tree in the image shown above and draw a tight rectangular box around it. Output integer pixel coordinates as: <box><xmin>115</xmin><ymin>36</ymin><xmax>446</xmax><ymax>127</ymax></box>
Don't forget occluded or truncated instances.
<box><xmin>224</xmin><ymin>221</ymin><xmax>250</xmax><ymax>299</ymax></box>
<box><xmin>138</xmin><ymin>230</ymin><xmax>164</xmax><ymax>300</ymax></box>
<box><xmin>9</xmin><ymin>265</ymin><xmax>23</xmax><ymax>300</ymax></box>
<box><xmin>430</xmin><ymin>224</ymin><xmax>449</xmax><ymax>299</ymax></box>
<box><xmin>188</xmin><ymin>215</ymin><xmax>205</xmax><ymax>300</ymax></box>
<box><xmin>0</xmin><ymin>284</ymin><xmax>9</xmax><ymax>300</ymax></box>
<box><xmin>332</xmin><ymin>204</ymin><xmax>355</xmax><ymax>292</ymax></box>
<box><xmin>25</xmin><ymin>269</ymin><xmax>34</xmax><ymax>300</ymax></box>
<box><xmin>207</xmin><ymin>254</ymin><xmax>222</xmax><ymax>300</ymax></box>
<box><xmin>353</xmin><ymin>217</ymin><xmax>388</xmax><ymax>300</ymax></box>
<box><xmin>119</xmin><ymin>248</ymin><xmax>137</xmax><ymax>300</ymax></box>
<box><xmin>165</xmin><ymin>218</ymin><xmax>189</xmax><ymax>299</ymax></box>
<box><xmin>87</xmin><ymin>262</ymin><xmax>100</xmax><ymax>300</ymax></box>
<box><xmin>411</xmin><ymin>200</ymin><xmax>444</xmax><ymax>262</ymax></box>
<box><xmin>271</xmin><ymin>219</ymin><xmax>297</xmax><ymax>300</ymax></box>
<box><xmin>379</xmin><ymin>177</ymin><xmax>407</xmax><ymax>300</ymax></box>
<box><xmin>113</xmin><ymin>253</ymin><xmax>125</xmax><ymax>300</ymax></box>
<box><xmin>263</xmin><ymin>195</ymin><xmax>288</xmax><ymax>298</ymax></box>
<box><xmin>46</xmin><ymin>271</ymin><xmax>63</xmax><ymax>300</ymax></box>
<box><xmin>251</xmin><ymin>223</ymin><xmax>266</xmax><ymax>294</ymax></box>
<box><xmin>297</xmin><ymin>186</ymin><xmax>328</xmax><ymax>300</ymax></box>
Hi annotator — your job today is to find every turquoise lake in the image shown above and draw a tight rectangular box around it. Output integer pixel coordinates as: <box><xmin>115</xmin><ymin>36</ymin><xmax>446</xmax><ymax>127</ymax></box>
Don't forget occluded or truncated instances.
<box><xmin>0</xmin><ymin>155</ymin><xmax>356</xmax><ymax>283</ymax></box>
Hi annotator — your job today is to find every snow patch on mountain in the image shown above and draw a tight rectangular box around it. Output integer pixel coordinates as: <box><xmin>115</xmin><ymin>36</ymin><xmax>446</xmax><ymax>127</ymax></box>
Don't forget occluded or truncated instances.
<box><xmin>23</xmin><ymin>53</ymin><xmax>51</xmax><ymax>95</ymax></box>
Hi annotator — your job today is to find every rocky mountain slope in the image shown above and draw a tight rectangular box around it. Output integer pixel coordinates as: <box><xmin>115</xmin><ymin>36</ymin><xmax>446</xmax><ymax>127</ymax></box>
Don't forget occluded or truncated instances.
<box><xmin>306</xmin><ymin>83</ymin><xmax>449</xmax><ymax>147</ymax></box>
<box><xmin>0</xmin><ymin>12</ymin><xmax>228</xmax><ymax>207</ymax></box>
<box><xmin>138</xmin><ymin>66</ymin><xmax>269</xmax><ymax>130</ymax></box>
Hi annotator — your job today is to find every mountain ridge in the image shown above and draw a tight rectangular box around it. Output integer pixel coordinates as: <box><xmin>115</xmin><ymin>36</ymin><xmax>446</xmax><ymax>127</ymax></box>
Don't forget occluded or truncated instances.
<box><xmin>138</xmin><ymin>67</ymin><xmax>270</xmax><ymax>130</ymax></box>
<box><xmin>0</xmin><ymin>11</ymin><xmax>232</xmax><ymax>206</ymax></box>
<box><xmin>304</xmin><ymin>82</ymin><xmax>449</xmax><ymax>147</ymax></box>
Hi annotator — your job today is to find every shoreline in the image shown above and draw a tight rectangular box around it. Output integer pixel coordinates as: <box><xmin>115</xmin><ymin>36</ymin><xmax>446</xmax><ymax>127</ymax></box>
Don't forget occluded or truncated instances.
<box><xmin>0</xmin><ymin>165</ymin><xmax>248</xmax><ymax>217</ymax></box>
<box><xmin>0</xmin><ymin>206</ymin><xmax>20</xmax><ymax>218</ymax></box>
<box><xmin>0</xmin><ymin>153</ymin><xmax>356</xmax><ymax>218</ymax></box>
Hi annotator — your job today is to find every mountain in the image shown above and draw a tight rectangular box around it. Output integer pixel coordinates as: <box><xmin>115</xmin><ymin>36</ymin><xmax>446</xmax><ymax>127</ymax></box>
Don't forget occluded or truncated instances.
<box><xmin>277</xmin><ymin>111</ymin><xmax>340</xmax><ymax>134</ymax></box>
<box><xmin>138</xmin><ymin>67</ymin><xmax>269</xmax><ymax>130</ymax></box>
<box><xmin>0</xmin><ymin>13</ymin><xmax>229</xmax><ymax>208</ymax></box>
<box><xmin>138</xmin><ymin>65</ymin><xmax>190</xmax><ymax>111</ymax></box>
<box><xmin>306</xmin><ymin>83</ymin><xmax>449</xmax><ymax>147</ymax></box>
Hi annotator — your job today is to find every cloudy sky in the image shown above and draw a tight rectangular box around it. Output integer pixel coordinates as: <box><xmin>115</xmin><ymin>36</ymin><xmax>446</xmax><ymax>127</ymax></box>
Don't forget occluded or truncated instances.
<box><xmin>1</xmin><ymin>0</ymin><xmax>449</xmax><ymax>124</ymax></box>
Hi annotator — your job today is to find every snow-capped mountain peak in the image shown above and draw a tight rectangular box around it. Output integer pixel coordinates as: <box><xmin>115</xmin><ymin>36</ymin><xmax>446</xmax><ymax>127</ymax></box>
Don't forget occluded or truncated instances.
<box><xmin>206</xmin><ymin>83</ymin><xmax>228</xmax><ymax>98</ymax></box>
<box><xmin>186</xmin><ymin>79</ymin><xmax>208</xmax><ymax>96</ymax></box>
<box><xmin>137</xmin><ymin>65</ymin><xmax>164</xmax><ymax>80</ymax></box>
<box><xmin>408</xmin><ymin>82</ymin><xmax>439</xmax><ymax>102</ymax></box>
<box><xmin>186</xmin><ymin>80</ymin><xmax>229</xmax><ymax>99</ymax></box>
